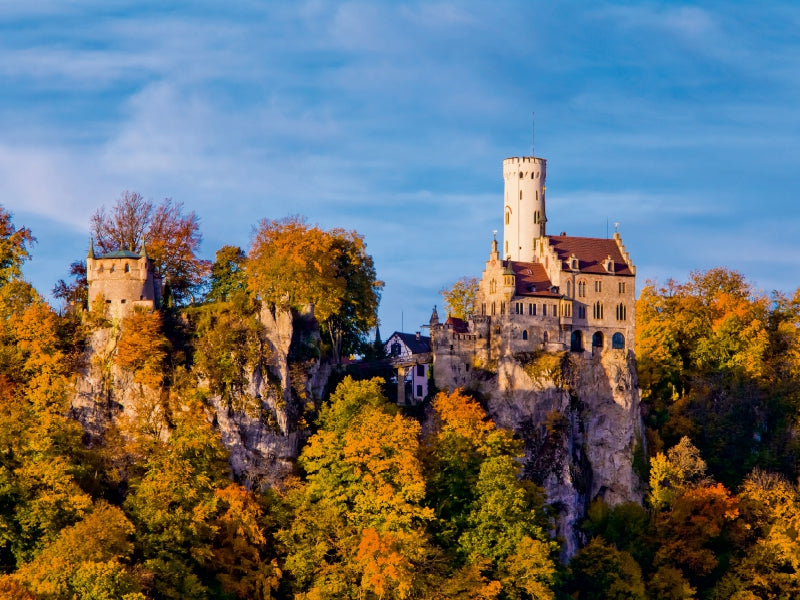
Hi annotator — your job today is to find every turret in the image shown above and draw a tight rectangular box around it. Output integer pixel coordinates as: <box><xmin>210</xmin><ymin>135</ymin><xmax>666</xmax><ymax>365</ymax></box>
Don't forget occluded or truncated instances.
<box><xmin>502</xmin><ymin>156</ymin><xmax>547</xmax><ymax>262</ymax></box>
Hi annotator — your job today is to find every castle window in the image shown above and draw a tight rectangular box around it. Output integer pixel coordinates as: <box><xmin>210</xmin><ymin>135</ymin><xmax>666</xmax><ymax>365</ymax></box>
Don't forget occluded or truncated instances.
<box><xmin>481</xmin><ymin>303</ymin><xmax>486</xmax><ymax>315</ymax></box>
<box><xmin>515</xmin><ymin>302</ymin><xmax>523</xmax><ymax>314</ymax></box>
<box><xmin>98</xmin><ymin>265</ymin><xmax>104</xmax><ymax>273</ymax></box>
<box><xmin>592</xmin><ymin>331</ymin><xmax>604</xmax><ymax>349</ymax></box>
<box><xmin>500</xmin><ymin>303</ymin><xmax>505</xmax><ymax>315</ymax></box>
<box><xmin>612</xmin><ymin>333</ymin><xmax>625</xmax><ymax>349</ymax></box>
<box><xmin>120</xmin><ymin>299</ymin><xmax>126</xmax><ymax>304</ymax></box>
<box><xmin>578</xmin><ymin>306</ymin><xmax>586</xmax><ymax>319</ymax></box>
<box><xmin>124</xmin><ymin>263</ymin><xmax>130</xmax><ymax>273</ymax></box>
<box><xmin>491</xmin><ymin>302</ymin><xmax>496</xmax><ymax>316</ymax></box>
<box><xmin>571</xmin><ymin>330</ymin><xmax>584</xmax><ymax>352</ymax></box>
<box><xmin>519</xmin><ymin>191</ymin><xmax>523</xmax><ymax>200</ymax></box>
<box><xmin>543</xmin><ymin>331</ymin><xmax>549</xmax><ymax>344</ymax></box>
<box><xmin>110</xmin><ymin>265</ymin><xmax>116</xmax><ymax>273</ymax></box>
<box><xmin>594</xmin><ymin>281</ymin><xmax>602</xmax><ymax>293</ymax></box>
<box><xmin>105</xmin><ymin>299</ymin><xmax>111</xmax><ymax>304</ymax></box>
<box><xmin>416</xmin><ymin>385</ymin><xmax>423</xmax><ymax>398</ymax></box>
<box><xmin>531</xmin><ymin>173</ymin><xmax>535</xmax><ymax>179</ymax></box>
<box><xmin>616</xmin><ymin>303</ymin><xmax>627</xmax><ymax>321</ymax></box>
<box><xmin>505</xmin><ymin>241</ymin><xmax>508</xmax><ymax>254</ymax></box>
<box><xmin>522</xmin><ymin>330</ymin><xmax>528</xmax><ymax>340</ymax></box>
<box><xmin>618</xmin><ymin>281</ymin><xmax>626</xmax><ymax>294</ymax></box>
<box><xmin>563</xmin><ymin>302</ymin><xmax>572</xmax><ymax>317</ymax></box>
<box><xmin>542</xmin><ymin>304</ymin><xmax>547</xmax><ymax>317</ymax></box>
<box><xmin>505</xmin><ymin>211</ymin><xmax>510</xmax><ymax>225</ymax></box>
<box><xmin>529</xmin><ymin>303</ymin><xmax>535</xmax><ymax>316</ymax></box>
<box><xmin>567</xmin><ymin>281</ymin><xmax>572</xmax><ymax>297</ymax></box>
<box><xmin>593</xmin><ymin>301</ymin><xmax>604</xmax><ymax>320</ymax></box>
<box><xmin>490</xmin><ymin>279</ymin><xmax>497</xmax><ymax>294</ymax></box>
<box><xmin>417</xmin><ymin>364</ymin><xmax>424</xmax><ymax>377</ymax></box>
<box><xmin>578</xmin><ymin>280</ymin><xmax>586</xmax><ymax>297</ymax></box>
<box><xmin>519</xmin><ymin>171</ymin><xmax>524</xmax><ymax>178</ymax></box>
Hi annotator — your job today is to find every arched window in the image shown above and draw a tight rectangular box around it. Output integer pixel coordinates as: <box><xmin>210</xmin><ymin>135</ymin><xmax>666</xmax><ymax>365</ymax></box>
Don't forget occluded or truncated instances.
<box><xmin>578</xmin><ymin>281</ymin><xmax>586</xmax><ymax>297</ymax></box>
<box><xmin>592</xmin><ymin>331</ymin><xmax>604</xmax><ymax>349</ymax></box>
<box><xmin>612</xmin><ymin>333</ymin><xmax>625</xmax><ymax>349</ymax></box>
<box><xmin>124</xmin><ymin>263</ymin><xmax>130</xmax><ymax>273</ymax></box>
<box><xmin>571</xmin><ymin>330</ymin><xmax>584</xmax><ymax>352</ymax></box>
<box><xmin>110</xmin><ymin>265</ymin><xmax>116</xmax><ymax>273</ymax></box>
<box><xmin>616</xmin><ymin>303</ymin><xmax>627</xmax><ymax>321</ymax></box>
<box><xmin>593</xmin><ymin>301</ymin><xmax>604</xmax><ymax>319</ymax></box>
<box><xmin>505</xmin><ymin>211</ymin><xmax>510</xmax><ymax>225</ymax></box>
<box><xmin>566</xmin><ymin>281</ymin><xmax>572</xmax><ymax>297</ymax></box>
<box><xmin>522</xmin><ymin>330</ymin><xmax>528</xmax><ymax>340</ymax></box>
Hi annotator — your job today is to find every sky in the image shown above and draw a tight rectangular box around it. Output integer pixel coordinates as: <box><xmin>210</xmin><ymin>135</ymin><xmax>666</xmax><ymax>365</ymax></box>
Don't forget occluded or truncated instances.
<box><xmin>1</xmin><ymin>1</ymin><xmax>799</xmax><ymax>336</ymax></box>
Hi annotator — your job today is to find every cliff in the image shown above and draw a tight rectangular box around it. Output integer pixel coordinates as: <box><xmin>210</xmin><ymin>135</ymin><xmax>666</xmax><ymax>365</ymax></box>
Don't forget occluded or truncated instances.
<box><xmin>434</xmin><ymin>346</ymin><xmax>644</xmax><ymax>558</ymax></box>
<box><xmin>69</xmin><ymin>305</ymin><xmax>330</xmax><ymax>488</ymax></box>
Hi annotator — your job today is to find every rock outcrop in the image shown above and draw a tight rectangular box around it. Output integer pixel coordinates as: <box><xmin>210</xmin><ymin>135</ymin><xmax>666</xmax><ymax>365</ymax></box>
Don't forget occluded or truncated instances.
<box><xmin>435</xmin><ymin>347</ymin><xmax>644</xmax><ymax>558</ymax></box>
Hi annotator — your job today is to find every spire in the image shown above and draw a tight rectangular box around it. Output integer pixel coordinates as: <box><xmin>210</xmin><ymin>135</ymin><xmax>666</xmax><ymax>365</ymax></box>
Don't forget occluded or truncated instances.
<box><xmin>429</xmin><ymin>305</ymin><xmax>439</xmax><ymax>327</ymax></box>
<box><xmin>87</xmin><ymin>237</ymin><xmax>95</xmax><ymax>259</ymax></box>
<box><xmin>140</xmin><ymin>240</ymin><xmax>149</xmax><ymax>259</ymax></box>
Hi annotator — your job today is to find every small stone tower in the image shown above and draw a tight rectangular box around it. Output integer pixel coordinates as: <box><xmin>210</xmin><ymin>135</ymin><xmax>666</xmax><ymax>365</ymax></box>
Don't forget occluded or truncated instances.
<box><xmin>503</xmin><ymin>156</ymin><xmax>547</xmax><ymax>262</ymax></box>
<box><xmin>86</xmin><ymin>240</ymin><xmax>162</xmax><ymax>319</ymax></box>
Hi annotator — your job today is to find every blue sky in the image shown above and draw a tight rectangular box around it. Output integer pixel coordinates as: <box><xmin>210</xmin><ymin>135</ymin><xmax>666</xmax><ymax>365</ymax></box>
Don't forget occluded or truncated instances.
<box><xmin>1</xmin><ymin>1</ymin><xmax>798</xmax><ymax>336</ymax></box>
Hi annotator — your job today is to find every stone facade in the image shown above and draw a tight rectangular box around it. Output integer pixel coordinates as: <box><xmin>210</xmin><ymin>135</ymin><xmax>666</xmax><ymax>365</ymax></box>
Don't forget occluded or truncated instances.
<box><xmin>433</xmin><ymin>154</ymin><xmax>636</xmax><ymax>386</ymax></box>
<box><xmin>86</xmin><ymin>242</ymin><xmax>162</xmax><ymax>319</ymax></box>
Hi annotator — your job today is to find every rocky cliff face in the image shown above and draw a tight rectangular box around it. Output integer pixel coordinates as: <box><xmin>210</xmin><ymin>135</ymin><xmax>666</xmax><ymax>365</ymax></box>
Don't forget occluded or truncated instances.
<box><xmin>69</xmin><ymin>306</ymin><xmax>330</xmax><ymax>488</ymax></box>
<box><xmin>435</xmin><ymin>348</ymin><xmax>644</xmax><ymax>558</ymax></box>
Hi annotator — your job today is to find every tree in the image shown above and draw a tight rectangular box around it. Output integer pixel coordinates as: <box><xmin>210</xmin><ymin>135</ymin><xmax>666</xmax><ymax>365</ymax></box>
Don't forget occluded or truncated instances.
<box><xmin>91</xmin><ymin>191</ymin><xmax>209</xmax><ymax>303</ymax></box>
<box><xmin>116</xmin><ymin>310</ymin><xmax>170</xmax><ymax>389</ymax></box>
<box><xmin>247</xmin><ymin>217</ymin><xmax>382</xmax><ymax>362</ymax></box>
<box><xmin>0</xmin><ymin>205</ymin><xmax>34</xmax><ymax>284</ymax></box>
<box><xmin>565</xmin><ymin>538</ymin><xmax>646</xmax><ymax>600</ymax></box>
<box><xmin>440</xmin><ymin>277</ymin><xmax>478</xmax><ymax>320</ymax></box>
<box><xmin>281</xmin><ymin>377</ymin><xmax>435</xmax><ymax>598</ymax></box>
<box><xmin>206</xmin><ymin>245</ymin><xmax>247</xmax><ymax>303</ymax></box>
<box><xmin>52</xmin><ymin>260</ymin><xmax>87</xmax><ymax>310</ymax></box>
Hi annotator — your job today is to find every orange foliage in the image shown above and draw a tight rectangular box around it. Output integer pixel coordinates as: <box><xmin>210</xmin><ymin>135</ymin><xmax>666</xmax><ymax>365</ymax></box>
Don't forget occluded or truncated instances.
<box><xmin>655</xmin><ymin>483</ymin><xmax>740</xmax><ymax>577</ymax></box>
<box><xmin>432</xmin><ymin>389</ymin><xmax>494</xmax><ymax>444</ymax></box>
<box><xmin>116</xmin><ymin>310</ymin><xmax>170</xmax><ymax>388</ymax></box>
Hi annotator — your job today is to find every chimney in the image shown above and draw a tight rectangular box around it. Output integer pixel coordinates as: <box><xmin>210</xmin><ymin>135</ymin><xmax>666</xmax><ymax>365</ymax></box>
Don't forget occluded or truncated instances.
<box><xmin>416</xmin><ymin>331</ymin><xmax>421</xmax><ymax>340</ymax></box>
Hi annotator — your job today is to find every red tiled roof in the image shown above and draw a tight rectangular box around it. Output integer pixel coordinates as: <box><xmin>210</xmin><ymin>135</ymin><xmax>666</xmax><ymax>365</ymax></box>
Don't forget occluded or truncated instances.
<box><xmin>507</xmin><ymin>261</ymin><xmax>559</xmax><ymax>297</ymax></box>
<box><xmin>445</xmin><ymin>317</ymin><xmax>470</xmax><ymax>333</ymax></box>
<box><xmin>547</xmin><ymin>235</ymin><xmax>634</xmax><ymax>276</ymax></box>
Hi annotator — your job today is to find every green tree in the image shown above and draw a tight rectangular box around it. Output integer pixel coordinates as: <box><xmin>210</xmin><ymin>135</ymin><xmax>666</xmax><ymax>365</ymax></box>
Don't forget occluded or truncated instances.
<box><xmin>566</xmin><ymin>537</ymin><xmax>646</xmax><ymax>600</ymax></box>
<box><xmin>207</xmin><ymin>245</ymin><xmax>247</xmax><ymax>303</ymax></box>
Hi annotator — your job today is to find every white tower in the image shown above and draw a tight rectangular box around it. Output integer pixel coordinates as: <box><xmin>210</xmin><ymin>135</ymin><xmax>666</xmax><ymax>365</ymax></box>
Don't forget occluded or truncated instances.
<box><xmin>502</xmin><ymin>156</ymin><xmax>546</xmax><ymax>262</ymax></box>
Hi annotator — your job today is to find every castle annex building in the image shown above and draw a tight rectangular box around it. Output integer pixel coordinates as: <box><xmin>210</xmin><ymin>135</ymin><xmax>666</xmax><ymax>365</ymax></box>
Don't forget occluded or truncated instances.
<box><xmin>432</xmin><ymin>155</ymin><xmax>636</xmax><ymax>386</ymax></box>
<box><xmin>86</xmin><ymin>241</ymin><xmax>162</xmax><ymax>319</ymax></box>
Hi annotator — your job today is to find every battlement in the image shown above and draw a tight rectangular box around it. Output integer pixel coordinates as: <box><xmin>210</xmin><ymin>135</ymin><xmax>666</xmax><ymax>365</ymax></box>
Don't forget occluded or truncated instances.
<box><xmin>503</xmin><ymin>156</ymin><xmax>546</xmax><ymax>179</ymax></box>
<box><xmin>87</xmin><ymin>244</ymin><xmax>161</xmax><ymax>319</ymax></box>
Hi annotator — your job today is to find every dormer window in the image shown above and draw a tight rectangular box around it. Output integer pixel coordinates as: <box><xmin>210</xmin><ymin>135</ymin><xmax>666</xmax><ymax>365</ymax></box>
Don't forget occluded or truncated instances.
<box><xmin>604</xmin><ymin>255</ymin><xmax>615</xmax><ymax>273</ymax></box>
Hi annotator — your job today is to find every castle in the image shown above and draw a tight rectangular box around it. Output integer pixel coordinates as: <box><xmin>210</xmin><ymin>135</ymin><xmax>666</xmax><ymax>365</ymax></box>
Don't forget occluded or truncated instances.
<box><xmin>86</xmin><ymin>241</ymin><xmax>162</xmax><ymax>319</ymax></box>
<box><xmin>432</xmin><ymin>155</ymin><xmax>636</xmax><ymax>387</ymax></box>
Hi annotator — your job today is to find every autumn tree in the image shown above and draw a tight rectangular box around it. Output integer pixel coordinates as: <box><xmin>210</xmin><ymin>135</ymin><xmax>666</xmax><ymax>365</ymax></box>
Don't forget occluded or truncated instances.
<box><xmin>440</xmin><ymin>277</ymin><xmax>478</xmax><ymax>320</ymax></box>
<box><xmin>247</xmin><ymin>217</ymin><xmax>382</xmax><ymax>362</ymax></box>
<box><xmin>635</xmin><ymin>268</ymin><xmax>797</xmax><ymax>486</ymax></box>
<box><xmin>116</xmin><ymin>310</ymin><xmax>170</xmax><ymax>389</ymax></box>
<box><xmin>565</xmin><ymin>538</ymin><xmax>646</xmax><ymax>600</ymax></box>
<box><xmin>422</xmin><ymin>390</ymin><xmax>558</xmax><ymax>598</ymax></box>
<box><xmin>0</xmin><ymin>205</ymin><xmax>34</xmax><ymax>284</ymax></box>
<box><xmin>281</xmin><ymin>377</ymin><xmax>435</xmax><ymax>598</ymax></box>
<box><xmin>91</xmin><ymin>191</ymin><xmax>209</xmax><ymax>303</ymax></box>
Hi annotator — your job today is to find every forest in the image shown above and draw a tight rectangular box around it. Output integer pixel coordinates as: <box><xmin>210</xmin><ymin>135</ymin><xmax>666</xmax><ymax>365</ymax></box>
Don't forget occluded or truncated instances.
<box><xmin>0</xmin><ymin>195</ymin><xmax>798</xmax><ymax>599</ymax></box>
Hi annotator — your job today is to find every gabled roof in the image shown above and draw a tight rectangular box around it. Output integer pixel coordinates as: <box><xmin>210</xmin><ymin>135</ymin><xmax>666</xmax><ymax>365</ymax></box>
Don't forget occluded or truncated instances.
<box><xmin>97</xmin><ymin>249</ymin><xmax>143</xmax><ymax>260</ymax></box>
<box><xmin>507</xmin><ymin>261</ymin><xmax>560</xmax><ymax>297</ymax></box>
<box><xmin>547</xmin><ymin>235</ymin><xmax>634</xmax><ymax>276</ymax></box>
<box><xmin>386</xmin><ymin>331</ymin><xmax>431</xmax><ymax>354</ymax></box>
